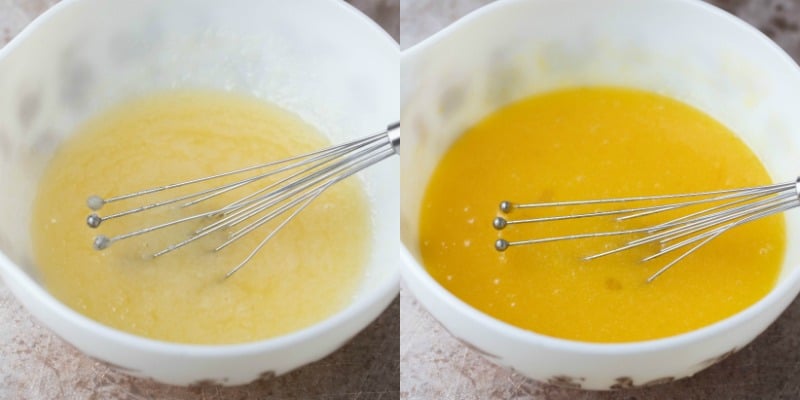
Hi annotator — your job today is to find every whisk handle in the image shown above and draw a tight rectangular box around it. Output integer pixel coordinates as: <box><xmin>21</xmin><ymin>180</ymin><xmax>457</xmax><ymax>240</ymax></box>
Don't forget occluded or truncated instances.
<box><xmin>387</xmin><ymin>122</ymin><xmax>400</xmax><ymax>154</ymax></box>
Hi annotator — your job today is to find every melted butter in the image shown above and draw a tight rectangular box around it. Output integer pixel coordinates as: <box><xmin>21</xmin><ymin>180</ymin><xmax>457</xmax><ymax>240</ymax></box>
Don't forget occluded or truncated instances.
<box><xmin>32</xmin><ymin>91</ymin><xmax>371</xmax><ymax>344</ymax></box>
<box><xmin>419</xmin><ymin>87</ymin><xmax>785</xmax><ymax>342</ymax></box>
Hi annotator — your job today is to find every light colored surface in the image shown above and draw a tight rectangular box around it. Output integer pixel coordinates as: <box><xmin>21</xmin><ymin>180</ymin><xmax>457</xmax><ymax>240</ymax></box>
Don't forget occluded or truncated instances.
<box><xmin>0</xmin><ymin>0</ymin><xmax>399</xmax><ymax>398</ymax></box>
<box><xmin>400</xmin><ymin>0</ymin><xmax>800</xmax><ymax>398</ymax></box>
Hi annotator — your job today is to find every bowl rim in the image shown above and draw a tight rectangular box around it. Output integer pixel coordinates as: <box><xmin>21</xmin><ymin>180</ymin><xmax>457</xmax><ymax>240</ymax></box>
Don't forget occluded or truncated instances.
<box><xmin>0</xmin><ymin>0</ymin><xmax>400</xmax><ymax>356</ymax></box>
<box><xmin>400</xmin><ymin>0</ymin><xmax>800</xmax><ymax>354</ymax></box>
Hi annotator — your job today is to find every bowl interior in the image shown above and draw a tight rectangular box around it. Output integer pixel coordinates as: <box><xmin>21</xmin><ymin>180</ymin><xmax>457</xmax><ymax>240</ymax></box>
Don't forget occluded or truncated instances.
<box><xmin>0</xmin><ymin>0</ymin><xmax>398</xmax><ymax>315</ymax></box>
<box><xmin>401</xmin><ymin>0</ymin><xmax>800</xmax><ymax>289</ymax></box>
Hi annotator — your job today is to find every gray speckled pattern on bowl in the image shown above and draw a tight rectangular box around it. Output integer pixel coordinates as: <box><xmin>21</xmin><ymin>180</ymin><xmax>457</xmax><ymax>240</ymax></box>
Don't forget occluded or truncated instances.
<box><xmin>400</xmin><ymin>0</ymin><xmax>800</xmax><ymax>399</ymax></box>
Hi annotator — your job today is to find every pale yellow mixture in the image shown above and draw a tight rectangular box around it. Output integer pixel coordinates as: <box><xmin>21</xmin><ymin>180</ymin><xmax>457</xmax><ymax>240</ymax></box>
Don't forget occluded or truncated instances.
<box><xmin>32</xmin><ymin>91</ymin><xmax>371</xmax><ymax>344</ymax></box>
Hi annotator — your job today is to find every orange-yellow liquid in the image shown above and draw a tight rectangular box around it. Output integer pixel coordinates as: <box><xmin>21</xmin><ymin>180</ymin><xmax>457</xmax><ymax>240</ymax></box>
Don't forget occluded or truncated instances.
<box><xmin>419</xmin><ymin>87</ymin><xmax>785</xmax><ymax>342</ymax></box>
<box><xmin>32</xmin><ymin>91</ymin><xmax>371</xmax><ymax>344</ymax></box>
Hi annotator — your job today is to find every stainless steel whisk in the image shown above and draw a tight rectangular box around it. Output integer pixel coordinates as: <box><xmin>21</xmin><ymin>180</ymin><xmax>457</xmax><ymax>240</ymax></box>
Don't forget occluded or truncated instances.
<box><xmin>85</xmin><ymin>122</ymin><xmax>399</xmax><ymax>278</ymax></box>
<box><xmin>492</xmin><ymin>178</ymin><xmax>799</xmax><ymax>282</ymax></box>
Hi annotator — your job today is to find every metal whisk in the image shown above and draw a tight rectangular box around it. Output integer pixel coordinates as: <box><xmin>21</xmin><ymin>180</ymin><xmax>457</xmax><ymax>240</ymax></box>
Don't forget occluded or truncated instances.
<box><xmin>492</xmin><ymin>178</ymin><xmax>799</xmax><ymax>282</ymax></box>
<box><xmin>85</xmin><ymin>122</ymin><xmax>399</xmax><ymax>278</ymax></box>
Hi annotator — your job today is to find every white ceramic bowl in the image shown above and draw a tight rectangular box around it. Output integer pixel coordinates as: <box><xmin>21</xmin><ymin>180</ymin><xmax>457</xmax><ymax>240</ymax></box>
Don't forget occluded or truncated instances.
<box><xmin>401</xmin><ymin>0</ymin><xmax>800</xmax><ymax>390</ymax></box>
<box><xmin>0</xmin><ymin>0</ymin><xmax>399</xmax><ymax>386</ymax></box>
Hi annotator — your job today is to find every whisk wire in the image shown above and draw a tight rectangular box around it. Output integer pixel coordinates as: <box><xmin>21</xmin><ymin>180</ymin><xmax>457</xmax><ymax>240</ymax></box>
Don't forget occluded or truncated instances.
<box><xmin>224</xmin><ymin>189</ymin><xmax>321</xmax><ymax>279</ymax></box>
<box><xmin>182</xmin><ymin>132</ymin><xmax>389</xmax><ymax>209</ymax></box>
<box><xmin>217</xmin><ymin>143</ymin><xmax>395</xmax><ymax>277</ymax></box>
<box><xmin>644</xmin><ymin>198</ymin><xmax>797</xmax><ymax>282</ymax></box>
<box><xmin>209</xmin><ymin>136</ymin><xmax>393</xmax><ymax>237</ymax></box>
<box><xmin>150</xmin><ymin>132</ymin><xmax>392</xmax><ymax>258</ymax></box>
<box><xmin>509</xmin><ymin>181</ymin><xmax>795</xmax><ymax>209</ymax></box>
<box><xmin>494</xmin><ymin>178</ymin><xmax>799</xmax><ymax>282</ymax></box>
<box><xmin>87</xmin><ymin>123</ymin><xmax>400</xmax><ymax>278</ymax></box>
<box><xmin>195</xmin><ymin>143</ymin><xmax>373</xmax><ymax>233</ymax></box>
<box><xmin>217</xmin><ymin>144</ymin><xmax>394</xmax><ymax>257</ymax></box>
<box><xmin>584</xmin><ymin>191</ymin><xmax>796</xmax><ymax>262</ymax></box>
<box><xmin>629</xmin><ymin>191</ymin><xmax>796</xmax><ymax>247</ymax></box>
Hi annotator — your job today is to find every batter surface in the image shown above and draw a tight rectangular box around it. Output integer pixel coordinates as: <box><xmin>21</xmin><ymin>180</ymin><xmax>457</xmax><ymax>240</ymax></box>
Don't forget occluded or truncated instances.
<box><xmin>32</xmin><ymin>91</ymin><xmax>371</xmax><ymax>344</ymax></box>
<box><xmin>419</xmin><ymin>87</ymin><xmax>785</xmax><ymax>342</ymax></box>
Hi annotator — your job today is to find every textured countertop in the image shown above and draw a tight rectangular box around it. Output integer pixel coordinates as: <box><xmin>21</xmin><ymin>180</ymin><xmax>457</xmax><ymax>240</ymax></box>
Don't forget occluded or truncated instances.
<box><xmin>400</xmin><ymin>0</ymin><xmax>800</xmax><ymax>399</ymax></box>
<box><xmin>0</xmin><ymin>1</ymin><xmax>400</xmax><ymax>399</ymax></box>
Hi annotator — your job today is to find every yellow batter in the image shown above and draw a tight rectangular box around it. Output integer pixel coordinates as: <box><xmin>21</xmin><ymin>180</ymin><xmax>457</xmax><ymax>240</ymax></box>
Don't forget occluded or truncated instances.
<box><xmin>420</xmin><ymin>87</ymin><xmax>785</xmax><ymax>342</ymax></box>
<box><xmin>32</xmin><ymin>91</ymin><xmax>371</xmax><ymax>344</ymax></box>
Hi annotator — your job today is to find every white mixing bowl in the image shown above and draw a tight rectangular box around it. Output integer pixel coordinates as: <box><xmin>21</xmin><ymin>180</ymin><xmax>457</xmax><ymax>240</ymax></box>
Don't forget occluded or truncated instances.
<box><xmin>0</xmin><ymin>0</ymin><xmax>399</xmax><ymax>386</ymax></box>
<box><xmin>401</xmin><ymin>0</ymin><xmax>800</xmax><ymax>390</ymax></box>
